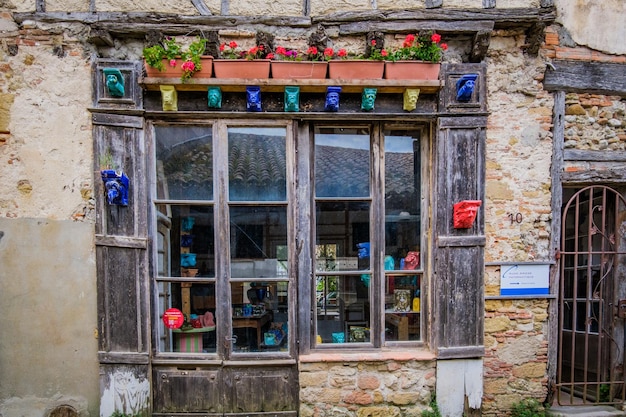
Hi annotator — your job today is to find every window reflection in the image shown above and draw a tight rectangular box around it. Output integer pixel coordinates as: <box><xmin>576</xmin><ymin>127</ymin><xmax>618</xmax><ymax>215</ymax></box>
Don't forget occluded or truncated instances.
<box><xmin>315</xmin><ymin>127</ymin><xmax>370</xmax><ymax>198</ymax></box>
<box><xmin>155</xmin><ymin>126</ymin><xmax>213</xmax><ymax>200</ymax></box>
<box><xmin>228</xmin><ymin>127</ymin><xmax>287</xmax><ymax>201</ymax></box>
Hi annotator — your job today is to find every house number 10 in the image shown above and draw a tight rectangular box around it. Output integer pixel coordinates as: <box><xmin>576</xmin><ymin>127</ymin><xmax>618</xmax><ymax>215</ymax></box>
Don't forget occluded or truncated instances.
<box><xmin>508</xmin><ymin>212</ymin><xmax>523</xmax><ymax>224</ymax></box>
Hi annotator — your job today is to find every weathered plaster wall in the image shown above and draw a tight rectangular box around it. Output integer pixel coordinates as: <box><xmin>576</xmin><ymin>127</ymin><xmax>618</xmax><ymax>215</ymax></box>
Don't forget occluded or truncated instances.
<box><xmin>555</xmin><ymin>0</ymin><xmax>626</xmax><ymax>56</ymax></box>
<box><xmin>0</xmin><ymin>20</ymin><xmax>98</xmax><ymax>417</ymax></box>
<box><xmin>0</xmin><ymin>218</ymin><xmax>99</xmax><ymax>417</ymax></box>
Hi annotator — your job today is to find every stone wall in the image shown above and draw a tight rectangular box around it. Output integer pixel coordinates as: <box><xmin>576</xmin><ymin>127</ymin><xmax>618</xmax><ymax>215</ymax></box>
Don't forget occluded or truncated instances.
<box><xmin>482</xmin><ymin>299</ymin><xmax>549</xmax><ymax>416</ymax></box>
<box><xmin>299</xmin><ymin>356</ymin><xmax>437</xmax><ymax>417</ymax></box>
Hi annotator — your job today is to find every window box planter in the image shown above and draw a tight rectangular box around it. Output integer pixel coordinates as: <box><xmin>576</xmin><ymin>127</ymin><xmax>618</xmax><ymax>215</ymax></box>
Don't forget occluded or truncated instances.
<box><xmin>328</xmin><ymin>60</ymin><xmax>384</xmax><ymax>80</ymax></box>
<box><xmin>213</xmin><ymin>59</ymin><xmax>271</xmax><ymax>79</ymax></box>
<box><xmin>144</xmin><ymin>56</ymin><xmax>213</xmax><ymax>78</ymax></box>
<box><xmin>270</xmin><ymin>61</ymin><xmax>328</xmax><ymax>79</ymax></box>
<box><xmin>384</xmin><ymin>61</ymin><xmax>440</xmax><ymax>80</ymax></box>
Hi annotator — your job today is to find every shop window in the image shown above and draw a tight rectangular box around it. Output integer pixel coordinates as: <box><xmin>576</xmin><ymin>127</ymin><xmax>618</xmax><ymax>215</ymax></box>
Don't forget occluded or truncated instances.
<box><xmin>151</xmin><ymin>121</ymin><xmax>426</xmax><ymax>356</ymax></box>
<box><xmin>313</xmin><ymin>125</ymin><xmax>425</xmax><ymax>347</ymax></box>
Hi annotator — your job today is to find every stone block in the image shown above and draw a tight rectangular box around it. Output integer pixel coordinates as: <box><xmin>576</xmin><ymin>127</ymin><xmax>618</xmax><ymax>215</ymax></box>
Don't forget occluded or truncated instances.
<box><xmin>484</xmin><ymin>316</ymin><xmax>512</xmax><ymax>333</ymax></box>
<box><xmin>512</xmin><ymin>362</ymin><xmax>546</xmax><ymax>379</ymax></box>
<box><xmin>0</xmin><ymin>93</ymin><xmax>14</xmax><ymax>133</ymax></box>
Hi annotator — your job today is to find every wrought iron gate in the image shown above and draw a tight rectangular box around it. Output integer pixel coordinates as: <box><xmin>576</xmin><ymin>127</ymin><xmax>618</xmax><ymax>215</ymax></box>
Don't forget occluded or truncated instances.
<box><xmin>557</xmin><ymin>185</ymin><xmax>626</xmax><ymax>405</ymax></box>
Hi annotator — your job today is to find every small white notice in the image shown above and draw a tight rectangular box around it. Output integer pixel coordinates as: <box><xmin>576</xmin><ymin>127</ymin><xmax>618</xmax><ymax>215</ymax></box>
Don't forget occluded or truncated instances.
<box><xmin>500</xmin><ymin>264</ymin><xmax>550</xmax><ymax>296</ymax></box>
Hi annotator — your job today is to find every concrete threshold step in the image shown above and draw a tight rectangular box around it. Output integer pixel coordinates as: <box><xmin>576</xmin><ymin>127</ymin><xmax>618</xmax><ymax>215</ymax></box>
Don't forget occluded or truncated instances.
<box><xmin>548</xmin><ymin>405</ymin><xmax>626</xmax><ymax>417</ymax></box>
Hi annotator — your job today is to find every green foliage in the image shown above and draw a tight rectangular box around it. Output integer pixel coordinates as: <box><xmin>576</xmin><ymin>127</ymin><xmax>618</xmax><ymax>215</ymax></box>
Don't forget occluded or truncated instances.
<box><xmin>110</xmin><ymin>411</ymin><xmax>141</xmax><ymax>417</ymax></box>
<box><xmin>510</xmin><ymin>398</ymin><xmax>548</xmax><ymax>417</ymax></box>
<box><xmin>143</xmin><ymin>36</ymin><xmax>183</xmax><ymax>71</ymax></box>
<box><xmin>599</xmin><ymin>384</ymin><xmax>611</xmax><ymax>402</ymax></box>
<box><xmin>143</xmin><ymin>36</ymin><xmax>207</xmax><ymax>81</ymax></box>
<box><xmin>389</xmin><ymin>31</ymin><xmax>447</xmax><ymax>63</ymax></box>
<box><xmin>421</xmin><ymin>395</ymin><xmax>442</xmax><ymax>417</ymax></box>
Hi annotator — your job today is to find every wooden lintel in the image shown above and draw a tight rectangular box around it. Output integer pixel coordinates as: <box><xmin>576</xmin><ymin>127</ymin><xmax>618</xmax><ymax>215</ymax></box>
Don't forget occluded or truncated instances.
<box><xmin>338</xmin><ymin>20</ymin><xmax>494</xmax><ymax>36</ymax></box>
<box><xmin>314</xmin><ymin>7</ymin><xmax>556</xmax><ymax>26</ymax></box>
<box><xmin>544</xmin><ymin>60</ymin><xmax>626</xmax><ymax>97</ymax></box>
<box><xmin>14</xmin><ymin>7</ymin><xmax>555</xmax><ymax>37</ymax></box>
<box><xmin>564</xmin><ymin>149</ymin><xmax>626</xmax><ymax>163</ymax></box>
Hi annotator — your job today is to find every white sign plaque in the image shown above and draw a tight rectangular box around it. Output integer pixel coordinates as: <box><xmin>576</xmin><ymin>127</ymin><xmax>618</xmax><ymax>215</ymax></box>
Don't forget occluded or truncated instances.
<box><xmin>500</xmin><ymin>264</ymin><xmax>550</xmax><ymax>296</ymax></box>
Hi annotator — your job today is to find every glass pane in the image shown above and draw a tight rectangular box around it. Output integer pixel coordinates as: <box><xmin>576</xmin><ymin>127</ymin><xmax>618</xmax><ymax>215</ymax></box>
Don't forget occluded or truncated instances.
<box><xmin>231</xmin><ymin>281</ymin><xmax>289</xmax><ymax>353</ymax></box>
<box><xmin>384</xmin><ymin>131</ymin><xmax>421</xmax><ymax>271</ymax></box>
<box><xmin>315</xmin><ymin>201</ymin><xmax>370</xmax><ymax>271</ymax></box>
<box><xmin>315</xmin><ymin>275</ymin><xmax>370</xmax><ymax>344</ymax></box>
<box><xmin>155</xmin><ymin>125</ymin><xmax>213</xmax><ymax>200</ymax></box>
<box><xmin>228</xmin><ymin>127</ymin><xmax>287</xmax><ymax>201</ymax></box>
<box><xmin>314</xmin><ymin>127</ymin><xmax>370</xmax><ymax>197</ymax></box>
<box><xmin>384</xmin><ymin>274</ymin><xmax>421</xmax><ymax>342</ymax></box>
<box><xmin>159</xmin><ymin>282</ymin><xmax>217</xmax><ymax>353</ymax></box>
<box><xmin>230</xmin><ymin>206</ymin><xmax>288</xmax><ymax>278</ymax></box>
<box><xmin>161</xmin><ymin>205</ymin><xmax>215</xmax><ymax>278</ymax></box>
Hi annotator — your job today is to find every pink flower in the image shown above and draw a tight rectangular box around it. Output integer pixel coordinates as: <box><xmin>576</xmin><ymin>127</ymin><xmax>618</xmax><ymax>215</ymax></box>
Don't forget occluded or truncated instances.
<box><xmin>181</xmin><ymin>61</ymin><xmax>195</xmax><ymax>72</ymax></box>
<box><xmin>169</xmin><ymin>59</ymin><xmax>177</xmax><ymax>67</ymax></box>
<box><xmin>266</xmin><ymin>52</ymin><xmax>275</xmax><ymax>59</ymax></box>
<box><xmin>441</xmin><ymin>43</ymin><xmax>448</xmax><ymax>50</ymax></box>
<box><xmin>431</xmin><ymin>33</ymin><xmax>441</xmax><ymax>43</ymax></box>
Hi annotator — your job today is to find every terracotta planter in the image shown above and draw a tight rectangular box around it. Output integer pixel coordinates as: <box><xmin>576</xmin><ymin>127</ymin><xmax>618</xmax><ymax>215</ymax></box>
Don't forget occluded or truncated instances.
<box><xmin>271</xmin><ymin>61</ymin><xmax>328</xmax><ymax>79</ymax></box>
<box><xmin>213</xmin><ymin>59</ymin><xmax>271</xmax><ymax>79</ymax></box>
<box><xmin>328</xmin><ymin>60</ymin><xmax>384</xmax><ymax>80</ymax></box>
<box><xmin>144</xmin><ymin>57</ymin><xmax>213</xmax><ymax>78</ymax></box>
<box><xmin>384</xmin><ymin>61</ymin><xmax>440</xmax><ymax>80</ymax></box>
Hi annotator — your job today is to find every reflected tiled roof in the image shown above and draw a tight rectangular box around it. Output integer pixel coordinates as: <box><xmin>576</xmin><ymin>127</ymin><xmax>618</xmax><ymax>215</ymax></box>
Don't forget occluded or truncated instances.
<box><xmin>160</xmin><ymin>133</ymin><xmax>417</xmax><ymax>205</ymax></box>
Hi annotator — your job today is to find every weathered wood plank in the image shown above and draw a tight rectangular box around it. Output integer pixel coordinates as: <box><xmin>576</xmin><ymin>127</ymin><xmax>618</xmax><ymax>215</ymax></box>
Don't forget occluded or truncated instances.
<box><xmin>425</xmin><ymin>0</ymin><xmax>443</xmax><ymax>8</ymax></box>
<box><xmin>92</xmin><ymin>112</ymin><xmax>144</xmax><ymax>128</ymax></box>
<box><xmin>14</xmin><ymin>8</ymin><xmax>556</xmax><ymax>36</ymax></box>
<box><xmin>546</xmin><ymin>90</ymin><xmax>564</xmax><ymax>405</ymax></box>
<box><xmin>191</xmin><ymin>0</ymin><xmax>212</xmax><ymax>15</ymax></box>
<box><xmin>140</xmin><ymin>77</ymin><xmax>444</xmax><ymax>94</ymax></box>
<box><xmin>524</xmin><ymin>22</ymin><xmax>545</xmax><ymax>56</ymax></box>
<box><xmin>314</xmin><ymin>7</ymin><xmax>555</xmax><ymax>25</ymax></box>
<box><xmin>338</xmin><ymin>20</ymin><xmax>494</xmax><ymax>35</ymax></box>
<box><xmin>561</xmin><ymin>168</ymin><xmax>626</xmax><ymax>183</ymax></box>
<box><xmin>564</xmin><ymin>149</ymin><xmax>626</xmax><ymax>162</ymax></box>
<box><xmin>544</xmin><ymin>60</ymin><xmax>626</xmax><ymax>97</ymax></box>
<box><xmin>153</xmin><ymin>368</ymin><xmax>222</xmax><ymax>412</ymax></box>
<box><xmin>98</xmin><ymin>352</ymin><xmax>150</xmax><ymax>364</ymax></box>
<box><xmin>437</xmin><ymin>346</ymin><xmax>485</xmax><ymax>358</ymax></box>
<box><xmin>295</xmin><ymin>122</ymin><xmax>312</xmax><ymax>354</ymax></box>
<box><xmin>96</xmin><ymin>234</ymin><xmax>148</xmax><ymax>248</ymax></box>
<box><xmin>432</xmin><ymin>115</ymin><xmax>486</xmax><ymax>353</ymax></box>
<box><xmin>437</xmin><ymin>235</ymin><xmax>486</xmax><ymax>247</ymax></box>
<box><xmin>470</xmin><ymin>30</ymin><xmax>492</xmax><ymax>63</ymax></box>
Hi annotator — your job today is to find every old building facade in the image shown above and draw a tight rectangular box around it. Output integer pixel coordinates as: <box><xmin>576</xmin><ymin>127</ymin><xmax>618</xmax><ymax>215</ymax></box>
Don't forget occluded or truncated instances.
<box><xmin>0</xmin><ymin>1</ymin><xmax>624</xmax><ymax>417</ymax></box>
